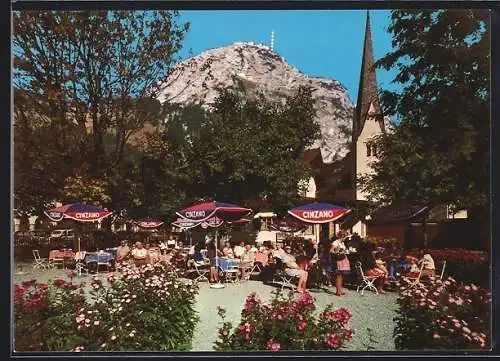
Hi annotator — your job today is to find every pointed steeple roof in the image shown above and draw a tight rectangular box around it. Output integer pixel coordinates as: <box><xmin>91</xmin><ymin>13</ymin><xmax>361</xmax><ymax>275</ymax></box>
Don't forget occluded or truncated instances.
<box><xmin>353</xmin><ymin>11</ymin><xmax>385</xmax><ymax>141</ymax></box>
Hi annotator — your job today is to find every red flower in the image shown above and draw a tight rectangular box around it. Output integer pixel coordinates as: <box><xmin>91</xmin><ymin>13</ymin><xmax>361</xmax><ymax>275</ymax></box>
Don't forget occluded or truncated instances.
<box><xmin>298</xmin><ymin>321</ymin><xmax>307</xmax><ymax>331</ymax></box>
<box><xmin>343</xmin><ymin>328</ymin><xmax>354</xmax><ymax>341</ymax></box>
<box><xmin>52</xmin><ymin>279</ymin><xmax>66</xmax><ymax>287</ymax></box>
<box><xmin>22</xmin><ymin>279</ymin><xmax>36</xmax><ymax>288</ymax></box>
<box><xmin>38</xmin><ymin>283</ymin><xmax>49</xmax><ymax>290</ymax></box>
<box><xmin>67</xmin><ymin>271</ymin><xmax>76</xmax><ymax>279</ymax></box>
<box><xmin>14</xmin><ymin>285</ymin><xmax>25</xmax><ymax>298</ymax></box>
<box><xmin>266</xmin><ymin>339</ymin><xmax>281</xmax><ymax>351</ymax></box>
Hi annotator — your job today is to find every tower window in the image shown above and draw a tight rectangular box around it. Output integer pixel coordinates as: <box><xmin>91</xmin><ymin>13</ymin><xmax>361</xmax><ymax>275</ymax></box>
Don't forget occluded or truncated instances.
<box><xmin>366</xmin><ymin>143</ymin><xmax>371</xmax><ymax>156</ymax></box>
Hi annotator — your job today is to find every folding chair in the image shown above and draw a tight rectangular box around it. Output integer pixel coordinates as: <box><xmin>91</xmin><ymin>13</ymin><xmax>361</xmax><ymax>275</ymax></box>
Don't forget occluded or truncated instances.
<box><xmin>354</xmin><ymin>261</ymin><xmax>379</xmax><ymax>295</ymax></box>
<box><xmin>271</xmin><ymin>258</ymin><xmax>297</xmax><ymax>291</ymax></box>
<box><xmin>239</xmin><ymin>261</ymin><xmax>262</xmax><ymax>282</ymax></box>
<box><xmin>187</xmin><ymin>259</ymin><xmax>210</xmax><ymax>283</ymax></box>
<box><xmin>32</xmin><ymin>250</ymin><xmax>53</xmax><ymax>271</ymax></box>
<box><xmin>220</xmin><ymin>263</ymin><xmax>240</xmax><ymax>284</ymax></box>
<box><xmin>406</xmin><ymin>263</ymin><xmax>424</xmax><ymax>288</ymax></box>
<box><xmin>74</xmin><ymin>251</ymin><xmax>89</xmax><ymax>276</ymax></box>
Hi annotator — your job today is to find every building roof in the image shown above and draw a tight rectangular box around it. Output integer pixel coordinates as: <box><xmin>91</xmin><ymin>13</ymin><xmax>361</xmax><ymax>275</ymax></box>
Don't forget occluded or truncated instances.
<box><xmin>353</xmin><ymin>11</ymin><xmax>385</xmax><ymax>141</ymax></box>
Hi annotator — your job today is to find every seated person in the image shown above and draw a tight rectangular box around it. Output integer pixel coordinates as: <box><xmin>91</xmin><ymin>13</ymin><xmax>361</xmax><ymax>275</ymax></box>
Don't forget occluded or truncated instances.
<box><xmin>159</xmin><ymin>240</ymin><xmax>168</xmax><ymax>252</ymax></box>
<box><xmin>160</xmin><ymin>249</ymin><xmax>174</xmax><ymax>264</ymax></box>
<box><xmin>193</xmin><ymin>251</ymin><xmax>205</xmax><ymax>265</ymax></box>
<box><xmin>358</xmin><ymin>241</ymin><xmax>387</xmax><ymax>294</ymax></box>
<box><xmin>116</xmin><ymin>240</ymin><xmax>130</xmax><ymax>263</ymax></box>
<box><xmin>250</xmin><ymin>244</ymin><xmax>258</xmax><ymax>253</ymax></box>
<box><xmin>407</xmin><ymin>256</ymin><xmax>421</xmax><ymax>278</ymax></box>
<box><xmin>131</xmin><ymin>242</ymin><xmax>148</xmax><ymax>267</ymax></box>
<box><xmin>241</xmin><ymin>244</ymin><xmax>255</xmax><ymax>265</ymax></box>
<box><xmin>281</xmin><ymin>245</ymin><xmax>308</xmax><ymax>293</ymax></box>
<box><xmin>418</xmin><ymin>251</ymin><xmax>436</xmax><ymax>278</ymax></box>
<box><xmin>272</xmin><ymin>244</ymin><xmax>286</xmax><ymax>260</ymax></box>
<box><xmin>148</xmin><ymin>244</ymin><xmax>160</xmax><ymax>264</ymax></box>
<box><xmin>166</xmin><ymin>238</ymin><xmax>176</xmax><ymax>249</ymax></box>
<box><xmin>233</xmin><ymin>241</ymin><xmax>246</xmax><ymax>259</ymax></box>
<box><xmin>386</xmin><ymin>250</ymin><xmax>412</xmax><ymax>280</ymax></box>
<box><xmin>222</xmin><ymin>241</ymin><xmax>235</xmax><ymax>259</ymax></box>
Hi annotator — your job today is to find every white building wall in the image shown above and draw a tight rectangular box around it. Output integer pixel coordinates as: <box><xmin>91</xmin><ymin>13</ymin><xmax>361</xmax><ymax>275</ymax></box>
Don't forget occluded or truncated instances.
<box><xmin>305</xmin><ymin>176</ymin><xmax>317</xmax><ymax>198</ymax></box>
<box><xmin>356</xmin><ymin>102</ymin><xmax>384</xmax><ymax>201</ymax></box>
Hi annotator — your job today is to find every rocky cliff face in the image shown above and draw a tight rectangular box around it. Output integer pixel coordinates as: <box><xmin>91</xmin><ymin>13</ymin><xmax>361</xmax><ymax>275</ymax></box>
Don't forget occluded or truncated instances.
<box><xmin>157</xmin><ymin>42</ymin><xmax>355</xmax><ymax>163</ymax></box>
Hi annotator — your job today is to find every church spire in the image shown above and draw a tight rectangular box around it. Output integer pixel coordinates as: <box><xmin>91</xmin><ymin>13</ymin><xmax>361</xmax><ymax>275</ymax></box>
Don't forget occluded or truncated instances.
<box><xmin>353</xmin><ymin>10</ymin><xmax>385</xmax><ymax>141</ymax></box>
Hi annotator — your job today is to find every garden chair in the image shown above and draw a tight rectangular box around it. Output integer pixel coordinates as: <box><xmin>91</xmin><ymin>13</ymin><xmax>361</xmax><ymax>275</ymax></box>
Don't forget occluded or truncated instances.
<box><xmin>271</xmin><ymin>258</ymin><xmax>297</xmax><ymax>291</ymax></box>
<box><xmin>220</xmin><ymin>263</ymin><xmax>240</xmax><ymax>285</ymax></box>
<box><xmin>239</xmin><ymin>261</ymin><xmax>262</xmax><ymax>282</ymax></box>
<box><xmin>406</xmin><ymin>262</ymin><xmax>424</xmax><ymax>288</ymax></box>
<box><xmin>354</xmin><ymin>261</ymin><xmax>379</xmax><ymax>295</ymax></box>
<box><xmin>32</xmin><ymin>249</ymin><xmax>53</xmax><ymax>271</ymax></box>
<box><xmin>187</xmin><ymin>259</ymin><xmax>210</xmax><ymax>283</ymax></box>
<box><xmin>74</xmin><ymin>251</ymin><xmax>89</xmax><ymax>276</ymax></box>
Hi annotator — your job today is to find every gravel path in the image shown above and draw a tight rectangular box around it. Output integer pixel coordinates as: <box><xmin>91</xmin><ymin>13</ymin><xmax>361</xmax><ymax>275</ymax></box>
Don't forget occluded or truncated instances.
<box><xmin>13</xmin><ymin>263</ymin><xmax>398</xmax><ymax>351</ymax></box>
<box><xmin>191</xmin><ymin>280</ymin><xmax>398</xmax><ymax>351</ymax></box>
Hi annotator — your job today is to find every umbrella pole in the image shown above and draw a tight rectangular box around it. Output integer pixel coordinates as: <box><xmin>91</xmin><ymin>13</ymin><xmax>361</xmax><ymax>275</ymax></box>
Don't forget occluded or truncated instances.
<box><xmin>210</xmin><ymin>227</ymin><xmax>224</xmax><ymax>289</ymax></box>
<box><xmin>77</xmin><ymin>237</ymin><xmax>81</xmax><ymax>277</ymax></box>
<box><xmin>315</xmin><ymin>224</ymin><xmax>320</xmax><ymax>258</ymax></box>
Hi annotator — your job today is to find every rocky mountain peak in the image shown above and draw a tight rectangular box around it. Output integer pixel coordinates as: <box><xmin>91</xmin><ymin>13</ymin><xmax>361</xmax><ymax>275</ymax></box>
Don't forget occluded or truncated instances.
<box><xmin>157</xmin><ymin>42</ymin><xmax>355</xmax><ymax>162</ymax></box>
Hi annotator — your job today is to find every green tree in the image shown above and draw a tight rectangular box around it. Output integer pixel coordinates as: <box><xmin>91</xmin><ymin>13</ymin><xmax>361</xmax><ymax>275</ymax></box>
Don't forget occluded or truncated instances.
<box><xmin>360</xmin><ymin>10</ymin><xmax>490</xmax><ymax>245</ymax></box>
<box><xmin>13</xmin><ymin>10</ymin><xmax>189</xmax><ymax>177</ymax></box>
<box><xmin>13</xmin><ymin>10</ymin><xmax>191</xmax><ymax>218</ymax></box>
<box><xmin>159</xmin><ymin>86</ymin><xmax>320</xmax><ymax>214</ymax></box>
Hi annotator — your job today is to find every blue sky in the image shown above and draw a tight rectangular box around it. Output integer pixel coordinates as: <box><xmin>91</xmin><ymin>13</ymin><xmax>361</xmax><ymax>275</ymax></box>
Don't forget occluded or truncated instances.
<box><xmin>177</xmin><ymin>10</ymin><xmax>398</xmax><ymax>105</ymax></box>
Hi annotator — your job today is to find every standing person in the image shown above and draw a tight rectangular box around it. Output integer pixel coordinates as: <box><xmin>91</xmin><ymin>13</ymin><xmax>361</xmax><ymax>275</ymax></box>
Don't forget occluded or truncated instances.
<box><xmin>330</xmin><ymin>236</ymin><xmax>351</xmax><ymax>296</ymax></box>
<box><xmin>207</xmin><ymin>241</ymin><xmax>219</xmax><ymax>283</ymax></box>
<box><xmin>116</xmin><ymin>240</ymin><xmax>130</xmax><ymax>263</ymax></box>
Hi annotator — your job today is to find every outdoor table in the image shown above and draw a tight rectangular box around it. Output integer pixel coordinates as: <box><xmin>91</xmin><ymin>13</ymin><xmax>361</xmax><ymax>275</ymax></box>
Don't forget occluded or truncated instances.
<box><xmin>84</xmin><ymin>252</ymin><xmax>114</xmax><ymax>265</ymax></box>
<box><xmin>217</xmin><ymin>257</ymin><xmax>239</xmax><ymax>272</ymax></box>
<box><xmin>49</xmin><ymin>249</ymin><xmax>75</xmax><ymax>268</ymax></box>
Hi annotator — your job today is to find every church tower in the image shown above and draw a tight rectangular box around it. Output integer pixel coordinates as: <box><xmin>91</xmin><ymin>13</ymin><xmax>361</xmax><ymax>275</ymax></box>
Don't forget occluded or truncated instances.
<box><xmin>353</xmin><ymin>11</ymin><xmax>386</xmax><ymax>201</ymax></box>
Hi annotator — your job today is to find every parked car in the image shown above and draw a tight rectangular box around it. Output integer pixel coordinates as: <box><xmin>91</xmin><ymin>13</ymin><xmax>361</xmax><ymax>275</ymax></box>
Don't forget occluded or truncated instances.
<box><xmin>31</xmin><ymin>230</ymin><xmax>50</xmax><ymax>240</ymax></box>
<box><xmin>50</xmin><ymin>229</ymin><xmax>75</xmax><ymax>239</ymax></box>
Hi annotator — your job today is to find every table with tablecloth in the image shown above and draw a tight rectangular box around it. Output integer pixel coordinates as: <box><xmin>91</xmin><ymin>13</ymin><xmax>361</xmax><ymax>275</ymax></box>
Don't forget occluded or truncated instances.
<box><xmin>84</xmin><ymin>252</ymin><xmax>114</xmax><ymax>265</ymax></box>
<box><xmin>216</xmin><ymin>257</ymin><xmax>239</xmax><ymax>272</ymax></box>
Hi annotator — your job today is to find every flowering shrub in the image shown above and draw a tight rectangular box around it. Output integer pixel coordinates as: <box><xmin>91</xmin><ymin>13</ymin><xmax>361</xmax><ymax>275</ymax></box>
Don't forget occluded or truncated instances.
<box><xmin>213</xmin><ymin>290</ymin><xmax>354</xmax><ymax>351</ymax></box>
<box><xmin>394</xmin><ymin>276</ymin><xmax>491</xmax><ymax>350</ymax></box>
<box><xmin>407</xmin><ymin>248</ymin><xmax>489</xmax><ymax>286</ymax></box>
<box><xmin>14</xmin><ymin>262</ymin><xmax>199</xmax><ymax>351</ymax></box>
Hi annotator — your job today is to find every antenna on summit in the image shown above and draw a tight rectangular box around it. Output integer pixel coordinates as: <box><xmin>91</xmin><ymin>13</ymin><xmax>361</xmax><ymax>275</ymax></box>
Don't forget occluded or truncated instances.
<box><xmin>270</xmin><ymin>30</ymin><xmax>275</xmax><ymax>51</ymax></box>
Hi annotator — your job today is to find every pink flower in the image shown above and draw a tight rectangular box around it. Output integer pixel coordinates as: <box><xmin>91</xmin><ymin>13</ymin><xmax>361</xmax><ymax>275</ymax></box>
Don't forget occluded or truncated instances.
<box><xmin>433</xmin><ymin>333</ymin><xmax>441</xmax><ymax>339</ymax></box>
<box><xmin>298</xmin><ymin>321</ymin><xmax>307</xmax><ymax>331</ymax></box>
<box><xmin>266</xmin><ymin>339</ymin><xmax>281</xmax><ymax>351</ymax></box>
